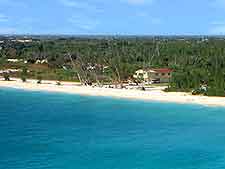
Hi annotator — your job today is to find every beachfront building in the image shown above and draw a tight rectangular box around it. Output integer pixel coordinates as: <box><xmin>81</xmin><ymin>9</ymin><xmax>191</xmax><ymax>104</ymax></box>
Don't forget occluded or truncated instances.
<box><xmin>133</xmin><ymin>68</ymin><xmax>173</xmax><ymax>83</ymax></box>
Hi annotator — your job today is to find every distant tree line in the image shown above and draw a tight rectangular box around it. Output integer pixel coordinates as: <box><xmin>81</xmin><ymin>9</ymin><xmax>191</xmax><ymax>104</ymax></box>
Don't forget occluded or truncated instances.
<box><xmin>0</xmin><ymin>37</ymin><xmax>224</xmax><ymax>96</ymax></box>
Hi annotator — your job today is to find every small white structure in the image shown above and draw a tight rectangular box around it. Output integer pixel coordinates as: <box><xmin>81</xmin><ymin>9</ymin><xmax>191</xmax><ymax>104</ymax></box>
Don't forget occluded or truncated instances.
<box><xmin>0</xmin><ymin>69</ymin><xmax>22</xmax><ymax>74</ymax></box>
<box><xmin>35</xmin><ymin>59</ymin><xmax>48</xmax><ymax>64</ymax></box>
<box><xmin>17</xmin><ymin>39</ymin><xmax>32</xmax><ymax>43</ymax></box>
<box><xmin>41</xmin><ymin>59</ymin><xmax>48</xmax><ymax>64</ymax></box>
<box><xmin>11</xmin><ymin>39</ymin><xmax>32</xmax><ymax>43</ymax></box>
<box><xmin>35</xmin><ymin>60</ymin><xmax>41</xmax><ymax>64</ymax></box>
<box><xmin>7</xmin><ymin>59</ymin><xmax>23</xmax><ymax>63</ymax></box>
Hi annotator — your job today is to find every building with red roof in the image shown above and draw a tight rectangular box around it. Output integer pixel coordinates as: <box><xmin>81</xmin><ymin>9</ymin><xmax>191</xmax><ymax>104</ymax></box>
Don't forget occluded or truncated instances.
<box><xmin>133</xmin><ymin>68</ymin><xmax>173</xmax><ymax>83</ymax></box>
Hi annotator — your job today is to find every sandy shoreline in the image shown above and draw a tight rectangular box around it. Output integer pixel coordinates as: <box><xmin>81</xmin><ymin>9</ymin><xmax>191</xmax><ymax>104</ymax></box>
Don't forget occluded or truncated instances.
<box><xmin>0</xmin><ymin>78</ymin><xmax>225</xmax><ymax>107</ymax></box>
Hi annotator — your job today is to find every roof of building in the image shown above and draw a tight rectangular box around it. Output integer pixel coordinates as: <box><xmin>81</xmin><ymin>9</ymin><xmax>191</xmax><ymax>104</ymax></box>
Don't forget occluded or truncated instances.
<box><xmin>151</xmin><ymin>68</ymin><xmax>173</xmax><ymax>73</ymax></box>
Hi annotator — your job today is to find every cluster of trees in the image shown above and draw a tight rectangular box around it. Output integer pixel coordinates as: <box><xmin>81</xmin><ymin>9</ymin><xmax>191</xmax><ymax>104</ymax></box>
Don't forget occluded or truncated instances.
<box><xmin>0</xmin><ymin>36</ymin><xmax>224</xmax><ymax>96</ymax></box>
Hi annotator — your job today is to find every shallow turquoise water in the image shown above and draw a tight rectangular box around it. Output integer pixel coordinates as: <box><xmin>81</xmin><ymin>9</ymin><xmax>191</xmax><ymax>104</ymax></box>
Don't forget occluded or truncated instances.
<box><xmin>1</xmin><ymin>88</ymin><xmax>225</xmax><ymax>169</ymax></box>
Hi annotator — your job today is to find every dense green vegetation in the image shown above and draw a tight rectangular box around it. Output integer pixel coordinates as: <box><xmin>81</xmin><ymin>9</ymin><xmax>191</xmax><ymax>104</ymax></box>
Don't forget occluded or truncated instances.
<box><xmin>0</xmin><ymin>36</ymin><xmax>224</xmax><ymax>96</ymax></box>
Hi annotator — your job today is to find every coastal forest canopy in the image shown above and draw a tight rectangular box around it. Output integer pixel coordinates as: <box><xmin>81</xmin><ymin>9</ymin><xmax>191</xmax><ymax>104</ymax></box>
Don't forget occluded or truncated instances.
<box><xmin>0</xmin><ymin>35</ymin><xmax>224</xmax><ymax>96</ymax></box>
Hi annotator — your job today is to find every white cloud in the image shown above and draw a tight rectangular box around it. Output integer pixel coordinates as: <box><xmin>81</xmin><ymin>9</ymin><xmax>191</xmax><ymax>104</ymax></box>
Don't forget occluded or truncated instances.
<box><xmin>0</xmin><ymin>14</ymin><xmax>8</xmax><ymax>22</ymax></box>
<box><xmin>210</xmin><ymin>21</ymin><xmax>225</xmax><ymax>25</ymax></box>
<box><xmin>122</xmin><ymin>0</ymin><xmax>154</xmax><ymax>5</ymax></box>
<box><xmin>59</xmin><ymin>0</ymin><xmax>103</xmax><ymax>12</ymax></box>
<box><xmin>0</xmin><ymin>0</ymin><xmax>27</xmax><ymax>8</ymax></box>
<box><xmin>0</xmin><ymin>27</ymin><xmax>16</xmax><ymax>34</ymax></box>
<box><xmin>136</xmin><ymin>11</ymin><xmax>149</xmax><ymax>17</ymax></box>
<box><xmin>136</xmin><ymin>12</ymin><xmax>162</xmax><ymax>25</ymax></box>
<box><xmin>150</xmin><ymin>18</ymin><xmax>162</xmax><ymax>25</ymax></box>
<box><xmin>210</xmin><ymin>25</ymin><xmax>225</xmax><ymax>34</ymax></box>
<box><xmin>209</xmin><ymin>21</ymin><xmax>225</xmax><ymax>34</ymax></box>
<box><xmin>68</xmin><ymin>16</ymin><xmax>99</xmax><ymax>30</ymax></box>
<box><xmin>211</xmin><ymin>0</ymin><xmax>225</xmax><ymax>8</ymax></box>
<box><xmin>59</xmin><ymin>0</ymin><xmax>81</xmax><ymax>7</ymax></box>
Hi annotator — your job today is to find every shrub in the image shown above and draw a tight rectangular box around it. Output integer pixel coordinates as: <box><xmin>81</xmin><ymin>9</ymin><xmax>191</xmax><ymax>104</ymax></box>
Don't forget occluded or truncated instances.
<box><xmin>3</xmin><ymin>73</ymin><xmax>10</xmax><ymax>81</ymax></box>
<box><xmin>21</xmin><ymin>76</ymin><xmax>26</xmax><ymax>82</ymax></box>
<box><xmin>37</xmin><ymin>76</ymin><xmax>42</xmax><ymax>84</ymax></box>
<box><xmin>21</xmin><ymin>67</ymin><xmax>28</xmax><ymax>82</ymax></box>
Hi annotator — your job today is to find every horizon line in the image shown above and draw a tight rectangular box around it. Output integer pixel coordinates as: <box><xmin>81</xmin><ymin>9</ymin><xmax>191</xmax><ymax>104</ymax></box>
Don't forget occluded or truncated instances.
<box><xmin>1</xmin><ymin>34</ymin><xmax>225</xmax><ymax>37</ymax></box>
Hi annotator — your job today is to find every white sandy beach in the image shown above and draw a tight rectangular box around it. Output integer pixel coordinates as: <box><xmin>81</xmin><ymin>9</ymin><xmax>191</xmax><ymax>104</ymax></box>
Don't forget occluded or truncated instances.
<box><xmin>0</xmin><ymin>78</ymin><xmax>224</xmax><ymax>107</ymax></box>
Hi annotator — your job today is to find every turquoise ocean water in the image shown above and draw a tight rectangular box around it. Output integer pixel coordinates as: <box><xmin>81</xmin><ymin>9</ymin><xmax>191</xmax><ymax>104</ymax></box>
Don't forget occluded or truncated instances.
<box><xmin>1</xmin><ymin>88</ymin><xmax>225</xmax><ymax>169</ymax></box>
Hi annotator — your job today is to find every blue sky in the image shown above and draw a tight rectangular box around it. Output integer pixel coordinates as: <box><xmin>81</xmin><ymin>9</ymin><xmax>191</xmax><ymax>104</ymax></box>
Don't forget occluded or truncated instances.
<box><xmin>0</xmin><ymin>0</ymin><xmax>225</xmax><ymax>35</ymax></box>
